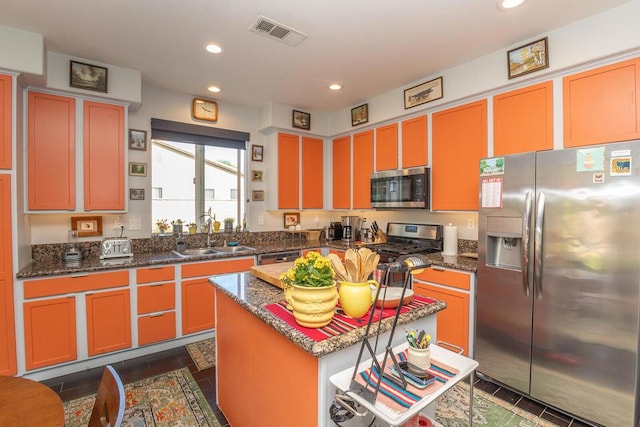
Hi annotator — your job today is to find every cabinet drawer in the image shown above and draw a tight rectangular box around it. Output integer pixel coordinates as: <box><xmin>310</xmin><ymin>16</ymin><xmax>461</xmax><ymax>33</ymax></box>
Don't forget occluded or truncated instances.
<box><xmin>413</xmin><ymin>267</ymin><xmax>470</xmax><ymax>291</ymax></box>
<box><xmin>136</xmin><ymin>265</ymin><xmax>175</xmax><ymax>284</ymax></box>
<box><xmin>138</xmin><ymin>312</ymin><xmax>176</xmax><ymax>346</ymax></box>
<box><xmin>137</xmin><ymin>282</ymin><xmax>175</xmax><ymax>314</ymax></box>
<box><xmin>24</xmin><ymin>270</ymin><xmax>129</xmax><ymax>298</ymax></box>
<box><xmin>182</xmin><ymin>258</ymin><xmax>254</xmax><ymax>278</ymax></box>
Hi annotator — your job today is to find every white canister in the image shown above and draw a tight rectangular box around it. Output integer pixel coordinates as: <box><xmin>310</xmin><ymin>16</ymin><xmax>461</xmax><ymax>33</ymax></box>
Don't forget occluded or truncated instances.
<box><xmin>407</xmin><ymin>346</ymin><xmax>431</xmax><ymax>370</ymax></box>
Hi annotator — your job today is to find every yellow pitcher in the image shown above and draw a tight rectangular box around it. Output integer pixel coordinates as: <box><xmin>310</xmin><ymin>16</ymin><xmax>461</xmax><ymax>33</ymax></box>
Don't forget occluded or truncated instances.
<box><xmin>338</xmin><ymin>280</ymin><xmax>379</xmax><ymax>318</ymax></box>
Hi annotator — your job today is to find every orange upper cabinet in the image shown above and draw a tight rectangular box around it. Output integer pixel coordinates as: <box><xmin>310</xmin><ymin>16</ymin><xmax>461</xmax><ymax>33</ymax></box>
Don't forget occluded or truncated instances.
<box><xmin>28</xmin><ymin>91</ymin><xmax>76</xmax><ymax>210</ymax></box>
<box><xmin>83</xmin><ymin>101</ymin><xmax>125</xmax><ymax>210</ymax></box>
<box><xmin>278</xmin><ymin>133</ymin><xmax>300</xmax><ymax>209</ymax></box>
<box><xmin>353</xmin><ymin>130</ymin><xmax>374</xmax><ymax>209</ymax></box>
<box><xmin>563</xmin><ymin>57</ymin><xmax>640</xmax><ymax>147</ymax></box>
<box><xmin>301</xmin><ymin>136</ymin><xmax>323</xmax><ymax>209</ymax></box>
<box><xmin>375</xmin><ymin>123</ymin><xmax>398</xmax><ymax>171</ymax></box>
<box><xmin>0</xmin><ymin>74</ymin><xmax>11</xmax><ymax>170</ymax></box>
<box><xmin>332</xmin><ymin>136</ymin><xmax>351</xmax><ymax>209</ymax></box>
<box><xmin>401</xmin><ymin>115</ymin><xmax>428</xmax><ymax>168</ymax></box>
<box><xmin>432</xmin><ymin>100</ymin><xmax>487</xmax><ymax>211</ymax></box>
<box><xmin>493</xmin><ymin>81</ymin><xmax>554</xmax><ymax>155</ymax></box>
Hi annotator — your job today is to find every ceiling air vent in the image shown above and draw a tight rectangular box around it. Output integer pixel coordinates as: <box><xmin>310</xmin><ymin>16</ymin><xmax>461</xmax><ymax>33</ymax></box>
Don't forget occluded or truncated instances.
<box><xmin>249</xmin><ymin>15</ymin><xmax>307</xmax><ymax>47</ymax></box>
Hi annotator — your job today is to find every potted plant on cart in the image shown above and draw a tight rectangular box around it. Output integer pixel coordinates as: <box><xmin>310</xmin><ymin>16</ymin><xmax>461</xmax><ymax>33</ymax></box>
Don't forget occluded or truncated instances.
<box><xmin>280</xmin><ymin>251</ymin><xmax>338</xmax><ymax>328</ymax></box>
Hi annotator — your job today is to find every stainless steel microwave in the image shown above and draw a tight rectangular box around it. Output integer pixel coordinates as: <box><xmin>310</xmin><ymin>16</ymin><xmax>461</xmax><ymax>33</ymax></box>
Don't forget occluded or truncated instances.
<box><xmin>370</xmin><ymin>167</ymin><xmax>430</xmax><ymax>209</ymax></box>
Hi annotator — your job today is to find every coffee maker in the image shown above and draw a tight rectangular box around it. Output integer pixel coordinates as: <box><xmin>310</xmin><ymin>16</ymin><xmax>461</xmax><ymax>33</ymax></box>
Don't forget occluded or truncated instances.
<box><xmin>341</xmin><ymin>216</ymin><xmax>361</xmax><ymax>242</ymax></box>
<box><xmin>328</xmin><ymin>222</ymin><xmax>343</xmax><ymax>241</ymax></box>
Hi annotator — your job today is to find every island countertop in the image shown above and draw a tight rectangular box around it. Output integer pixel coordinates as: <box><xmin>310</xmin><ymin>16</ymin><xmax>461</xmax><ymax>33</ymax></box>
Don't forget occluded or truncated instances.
<box><xmin>208</xmin><ymin>271</ymin><xmax>447</xmax><ymax>358</ymax></box>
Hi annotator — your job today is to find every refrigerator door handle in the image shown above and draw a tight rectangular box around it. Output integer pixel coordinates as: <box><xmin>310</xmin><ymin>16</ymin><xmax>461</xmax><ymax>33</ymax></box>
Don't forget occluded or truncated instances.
<box><xmin>534</xmin><ymin>191</ymin><xmax>545</xmax><ymax>300</ymax></box>
<box><xmin>522</xmin><ymin>191</ymin><xmax>533</xmax><ymax>296</ymax></box>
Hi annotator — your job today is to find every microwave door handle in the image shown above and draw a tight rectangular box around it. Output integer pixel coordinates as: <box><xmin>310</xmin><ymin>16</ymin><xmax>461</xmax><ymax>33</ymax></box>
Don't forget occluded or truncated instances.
<box><xmin>533</xmin><ymin>192</ymin><xmax>545</xmax><ymax>300</ymax></box>
<box><xmin>522</xmin><ymin>191</ymin><xmax>533</xmax><ymax>297</ymax></box>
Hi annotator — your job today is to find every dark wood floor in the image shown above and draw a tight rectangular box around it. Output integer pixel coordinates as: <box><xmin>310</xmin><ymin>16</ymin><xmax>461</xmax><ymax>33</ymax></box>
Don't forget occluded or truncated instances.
<box><xmin>42</xmin><ymin>345</ymin><xmax>597</xmax><ymax>427</ymax></box>
<box><xmin>42</xmin><ymin>346</ymin><xmax>229</xmax><ymax>426</ymax></box>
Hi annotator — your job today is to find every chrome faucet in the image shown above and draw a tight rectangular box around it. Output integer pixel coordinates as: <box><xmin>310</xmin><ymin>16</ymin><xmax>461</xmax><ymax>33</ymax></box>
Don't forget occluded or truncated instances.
<box><xmin>199</xmin><ymin>207</ymin><xmax>214</xmax><ymax>247</ymax></box>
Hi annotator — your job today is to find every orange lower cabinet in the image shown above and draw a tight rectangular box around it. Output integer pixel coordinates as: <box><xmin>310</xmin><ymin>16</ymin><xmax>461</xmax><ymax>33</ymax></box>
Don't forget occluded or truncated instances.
<box><xmin>86</xmin><ymin>289</ymin><xmax>131</xmax><ymax>356</ymax></box>
<box><xmin>138</xmin><ymin>312</ymin><xmax>176</xmax><ymax>346</ymax></box>
<box><xmin>137</xmin><ymin>282</ymin><xmax>175</xmax><ymax>314</ymax></box>
<box><xmin>182</xmin><ymin>278</ymin><xmax>215</xmax><ymax>335</ymax></box>
<box><xmin>24</xmin><ymin>296</ymin><xmax>77</xmax><ymax>370</ymax></box>
<box><xmin>414</xmin><ymin>281</ymin><xmax>470</xmax><ymax>356</ymax></box>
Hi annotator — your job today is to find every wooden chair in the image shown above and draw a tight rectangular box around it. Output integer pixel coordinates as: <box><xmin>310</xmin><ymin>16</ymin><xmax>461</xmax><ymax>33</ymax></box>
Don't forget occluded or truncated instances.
<box><xmin>88</xmin><ymin>365</ymin><xmax>125</xmax><ymax>427</ymax></box>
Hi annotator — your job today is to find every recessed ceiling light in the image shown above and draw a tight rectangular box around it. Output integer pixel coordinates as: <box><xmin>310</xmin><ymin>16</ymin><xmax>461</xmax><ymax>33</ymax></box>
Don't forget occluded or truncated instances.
<box><xmin>329</xmin><ymin>83</ymin><xmax>342</xmax><ymax>91</ymax></box>
<box><xmin>205</xmin><ymin>43</ymin><xmax>223</xmax><ymax>54</ymax></box>
<box><xmin>499</xmin><ymin>0</ymin><xmax>526</xmax><ymax>9</ymax></box>
<box><xmin>208</xmin><ymin>86</ymin><xmax>221</xmax><ymax>93</ymax></box>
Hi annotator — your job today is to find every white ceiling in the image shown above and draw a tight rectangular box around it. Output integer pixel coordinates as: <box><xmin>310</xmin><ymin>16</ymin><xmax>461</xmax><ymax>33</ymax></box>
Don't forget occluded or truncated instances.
<box><xmin>0</xmin><ymin>0</ymin><xmax>634</xmax><ymax>112</ymax></box>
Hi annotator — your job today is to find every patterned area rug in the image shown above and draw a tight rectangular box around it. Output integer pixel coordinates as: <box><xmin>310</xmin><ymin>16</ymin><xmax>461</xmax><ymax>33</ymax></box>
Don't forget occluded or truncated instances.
<box><xmin>435</xmin><ymin>381</ymin><xmax>558</xmax><ymax>427</ymax></box>
<box><xmin>64</xmin><ymin>368</ymin><xmax>221</xmax><ymax>427</ymax></box>
<box><xmin>186</xmin><ymin>338</ymin><xmax>216</xmax><ymax>371</ymax></box>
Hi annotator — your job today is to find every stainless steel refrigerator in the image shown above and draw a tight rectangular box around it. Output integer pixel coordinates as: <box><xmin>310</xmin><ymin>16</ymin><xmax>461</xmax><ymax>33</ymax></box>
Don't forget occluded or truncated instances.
<box><xmin>476</xmin><ymin>140</ymin><xmax>640</xmax><ymax>426</ymax></box>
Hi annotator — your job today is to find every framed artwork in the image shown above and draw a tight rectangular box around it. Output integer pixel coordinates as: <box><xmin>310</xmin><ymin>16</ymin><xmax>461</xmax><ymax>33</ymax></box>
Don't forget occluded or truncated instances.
<box><xmin>129</xmin><ymin>188</ymin><xmax>145</xmax><ymax>200</ymax></box>
<box><xmin>192</xmin><ymin>97</ymin><xmax>219</xmax><ymax>122</ymax></box>
<box><xmin>283</xmin><ymin>212</ymin><xmax>300</xmax><ymax>228</ymax></box>
<box><xmin>71</xmin><ymin>215</ymin><xmax>103</xmax><ymax>237</ymax></box>
<box><xmin>252</xmin><ymin>190</ymin><xmax>264</xmax><ymax>201</ymax></box>
<box><xmin>69</xmin><ymin>60</ymin><xmax>108</xmax><ymax>92</ymax></box>
<box><xmin>128</xmin><ymin>129</ymin><xmax>147</xmax><ymax>151</ymax></box>
<box><xmin>404</xmin><ymin>76</ymin><xmax>443</xmax><ymax>109</ymax></box>
<box><xmin>351</xmin><ymin>104</ymin><xmax>369</xmax><ymax>126</ymax></box>
<box><xmin>508</xmin><ymin>37</ymin><xmax>549</xmax><ymax>79</ymax></box>
<box><xmin>251</xmin><ymin>170</ymin><xmax>263</xmax><ymax>182</ymax></box>
<box><xmin>292</xmin><ymin>110</ymin><xmax>311</xmax><ymax>130</ymax></box>
<box><xmin>129</xmin><ymin>162</ymin><xmax>147</xmax><ymax>177</ymax></box>
<box><xmin>251</xmin><ymin>145</ymin><xmax>264</xmax><ymax>162</ymax></box>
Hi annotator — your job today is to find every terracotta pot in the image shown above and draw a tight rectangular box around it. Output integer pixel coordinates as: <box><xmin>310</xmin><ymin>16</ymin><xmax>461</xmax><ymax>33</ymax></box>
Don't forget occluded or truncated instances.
<box><xmin>289</xmin><ymin>283</ymin><xmax>338</xmax><ymax>328</ymax></box>
<box><xmin>337</xmin><ymin>280</ymin><xmax>379</xmax><ymax>318</ymax></box>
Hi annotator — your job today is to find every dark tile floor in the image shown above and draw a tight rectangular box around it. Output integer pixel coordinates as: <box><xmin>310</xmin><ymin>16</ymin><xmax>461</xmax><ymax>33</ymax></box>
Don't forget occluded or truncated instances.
<box><xmin>42</xmin><ymin>346</ymin><xmax>229</xmax><ymax>426</ymax></box>
<box><xmin>41</xmin><ymin>346</ymin><xmax>599</xmax><ymax>427</ymax></box>
<box><xmin>473</xmin><ymin>376</ymin><xmax>597</xmax><ymax>427</ymax></box>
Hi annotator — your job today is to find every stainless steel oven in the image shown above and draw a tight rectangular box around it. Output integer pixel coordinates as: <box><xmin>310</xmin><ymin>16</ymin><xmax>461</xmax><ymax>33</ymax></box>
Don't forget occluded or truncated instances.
<box><xmin>370</xmin><ymin>167</ymin><xmax>430</xmax><ymax>209</ymax></box>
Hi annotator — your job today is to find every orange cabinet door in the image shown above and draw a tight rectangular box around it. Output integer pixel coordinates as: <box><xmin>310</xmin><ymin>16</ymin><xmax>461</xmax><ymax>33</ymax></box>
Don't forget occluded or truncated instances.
<box><xmin>278</xmin><ymin>133</ymin><xmax>300</xmax><ymax>209</ymax></box>
<box><xmin>401</xmin><ymin>115</ymin><xmax>428</xmax><ymax>168</ymax></box>
<box><xmin>27</xmin><ymin>91</ymin><xmax>76</xmax><ymax>210</ymax></box>
<box><xmin>137</xmin><ymin>283</ymin><xmax>175</xmax><ymax>314</ymax></box>
<box><xmin>375</xmin><ymin>123</ymin><xmax>398</xmax><ymax>171</ymax></box>
<box><xmin>301</xmin><ymin>136</ymin><xmax>323</xmax><ymax>209</ymax></box>
<box><xmin>0</xmin><ymin>175</ymin><xmax>15</xmax><ymax>374</ymax></box>
<box><xmin>493</xmin><ymin>81</ymin><xmax>554</xmax><ymax>155</ymax></box>
<box><xmin>0</xmin><ymin>74</ymin><xmax>11</xmax><ymax>170</ymax></box>
<box><xmin>332</xmin><ymin>136</ymin><xmax>351</xmax><ymax>209</ymax></box>
<box><xmin>432</xmin><ymin>100</ymin><xmax>487</xmax><ymax>211</ymax></box>
<box><xmin>138</xmin><ymin>312</ymin><xmax>176</xmax><ymax>346</ymax></box>
<box><xmin>182</xmin><ymin>278</ymin><xmax>215</xmax><ymax>335</ymax></box>
<box><xmin>86</xmin><ymin>289</ymin><xmax>131</xmax><ymax>356</ymax></box>
<box><xmin>414</xmin><ymin>282</ymin><xmax>470</xmax><ymax>356</ymax></box>
<box><xmin>24</xmin><ymin>296</ymin><xmax>77</xmax><ymax>370</ymax></box>
<box><xmin>353</xmin><ymin>130</ymin><xmax>374</xmax><ymax>209</ymax></box>
<box><xmin>136</xmin><ymin>266</ymin><xmax>175</xmax><ymax>284</ymax></box>
<box><xmin>83</xmin><ymin>101</ymin><xmax>125</xmax><ymax>210</ymax></box>
<box><xmin>563</xmin><ymin>57</ymin><xmax>640</xmax><ymax>148</ymax></box>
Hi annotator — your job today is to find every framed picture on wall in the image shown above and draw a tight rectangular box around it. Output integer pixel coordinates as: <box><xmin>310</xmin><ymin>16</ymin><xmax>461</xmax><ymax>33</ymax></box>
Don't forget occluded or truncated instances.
<box><xmin>252</xmin><ymin>190</ymin><xmax>264</xmax><ymax>201</ymax></box>
<box><xmin>71</xmin><ymin>215</ymin><xmax>103</xmax><ymax>237</ymax></box>
<box><xmin>129</xmin><ymin>188</ymin><xmax>145</xmax><ymax>200</ymax></box>
<box><xmin>351</xmin><ymin>104</ymin><xmax>369</xmax><ymax>126</ymax></box>
<box><xmin>283</xmin><ymin>212</ymin><xmax>300</xmax><ymax>228</ymax></box>
<box><xmin>292</xmin><ymin>110</ymin><xmax>311</xmax><ymax>130</ymax></box>
<box><xmin>251</xmin><ymin>145</ymin><xmax>264</xmax><ymax>162</ymax></box>
<box><xmin>507</xmin><ymin>37</ymin><xmax>549</xmax><ymax>79</ymax></box>
<box><xmin>128</xmin><ymin>129</ymin><xmax>147</xmax><ymax>151</ymax></box>
<box><xmin>404</xmin><ymin>76</ymin><xmax>443</xmax><ymax>109</ymax></box>
<box><xmin>251</xmin><ymin>170</ymin><xmax>263</xmax><ymax>182</ymax></box>
<box><xmin>69</xmin><ymin>60</ymin><xmax>108</xmax><ymax>92</ymax></box>
<box><xmin>129</xmin><ymin>162</ymin><xmax>147</xmax><ymax>176</ymax></box>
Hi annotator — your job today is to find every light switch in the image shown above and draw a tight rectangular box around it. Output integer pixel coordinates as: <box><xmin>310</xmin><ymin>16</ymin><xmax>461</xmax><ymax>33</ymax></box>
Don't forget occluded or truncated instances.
<box><xmin>129</xmin><ymin>218</ymin><xmax>142</xmax><ymax>230</ymax></box>
<box><xmin>258</xmin><ymin>216</ymin><xmax>264</xmax><ymax>225</ymax></box>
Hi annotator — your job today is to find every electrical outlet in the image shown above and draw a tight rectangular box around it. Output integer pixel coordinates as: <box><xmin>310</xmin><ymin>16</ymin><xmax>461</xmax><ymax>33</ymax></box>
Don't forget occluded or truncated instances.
<box><xmin>129</xmin><ymin>218</ymin><xmax>142</xmax><ymax>230</ymax></box>
<box><xmin>258</xmin><ymin>215</ymin><xmax>264</xmax><ymax>225</ymax></box>
<box><xmin>314</xmin><ymin>216</ymin><xmax>319</xmax><ymax>226</ymax></box>
<box><xmin>467</xmin><ymin>218</ymin><xmax>475</xmax><ymax>229</ymax></box>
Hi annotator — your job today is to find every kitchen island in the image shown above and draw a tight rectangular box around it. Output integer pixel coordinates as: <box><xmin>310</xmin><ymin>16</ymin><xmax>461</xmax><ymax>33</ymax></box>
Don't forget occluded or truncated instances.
<box><xmin>209</xmin><ymin>272</ymin><xmax>447</xmax><ymax>427</ymax></box>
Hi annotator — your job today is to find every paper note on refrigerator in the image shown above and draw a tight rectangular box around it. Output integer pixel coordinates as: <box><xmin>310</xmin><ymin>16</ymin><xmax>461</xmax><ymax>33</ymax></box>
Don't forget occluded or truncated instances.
<box><xmin>481</xmin><ymin>176</ymin><xmax>503</xmax><ymax>208</ymax></box>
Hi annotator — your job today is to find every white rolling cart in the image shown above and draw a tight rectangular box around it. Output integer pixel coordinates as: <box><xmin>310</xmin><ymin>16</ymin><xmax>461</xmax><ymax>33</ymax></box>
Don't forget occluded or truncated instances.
<box><xmin>330</xmin><ymin>256</ymin><xmax>478</xmax><ymax>427</ymax></box>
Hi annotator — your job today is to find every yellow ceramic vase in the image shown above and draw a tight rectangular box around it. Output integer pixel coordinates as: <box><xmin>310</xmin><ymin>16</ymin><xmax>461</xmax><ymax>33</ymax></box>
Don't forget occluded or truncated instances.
<box><xmin>338</xmin><ymin>280</ymin><xmax>379</xmax><ymax>318</ymax></box>
<box><xmin>289</xmin><ymin>283</ymin><xmax>338</xmax><ymax>328</ymax></box>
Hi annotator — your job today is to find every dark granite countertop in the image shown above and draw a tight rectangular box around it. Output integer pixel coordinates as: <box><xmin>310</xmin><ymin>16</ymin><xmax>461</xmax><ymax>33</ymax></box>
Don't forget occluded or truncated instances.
<box><xmin>209</xmin><ymin>272</ymin><xmax>447</xmax><ymax>358</ymax></box>
<box><xmin>16</xmin><ymin>239</ymin><xmax>477</xmax><ymax>279</ymax></box>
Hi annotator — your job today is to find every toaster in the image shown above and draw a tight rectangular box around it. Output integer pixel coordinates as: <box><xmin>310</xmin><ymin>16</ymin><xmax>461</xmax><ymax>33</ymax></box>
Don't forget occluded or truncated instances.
<box><xmin>100</xmin><ymin>238</ymin><xmax>133</xmax><ymax>259</ymax></box>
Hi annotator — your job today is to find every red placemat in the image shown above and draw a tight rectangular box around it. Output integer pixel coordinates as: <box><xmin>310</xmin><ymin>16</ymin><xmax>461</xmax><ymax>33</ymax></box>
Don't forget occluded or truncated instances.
<box><xmin>264</xmin><ymin>294</ymin><xmax>435</xmax><ymax>342</ymax></box>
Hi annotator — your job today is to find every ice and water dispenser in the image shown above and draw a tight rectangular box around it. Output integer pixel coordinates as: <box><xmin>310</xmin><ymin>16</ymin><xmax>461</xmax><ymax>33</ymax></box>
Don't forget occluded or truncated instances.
<box><xmin>485</xmin><ymin>216</ymin><xmax>523</xmax><ymax>270</ymax></box>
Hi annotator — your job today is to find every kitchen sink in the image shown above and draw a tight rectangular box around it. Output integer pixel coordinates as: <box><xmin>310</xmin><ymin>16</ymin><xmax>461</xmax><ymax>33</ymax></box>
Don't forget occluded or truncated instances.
<box><xmin>210</xmin><ymin>246</ymin><xmax>255</xmax><ymax>253</ymax></box>
<box><xmin>172</xmin><ymin>246</ymin><xmax>256</xmax><ymax>257</ymax></box>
